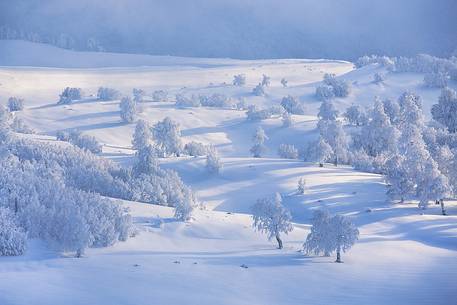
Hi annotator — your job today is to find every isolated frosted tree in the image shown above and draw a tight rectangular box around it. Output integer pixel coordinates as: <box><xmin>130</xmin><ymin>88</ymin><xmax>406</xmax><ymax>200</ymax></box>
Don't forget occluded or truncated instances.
<box><xmin>119</xmin><ymin>97</ymin><xmax>138</xmax><ymax>123</ymax></box>
<box><xmin>281</xmin><ymin>78</ymin><xmax>288</xmax><ymax>87</ymax></box>
<box><xmin>252</xmin><ymin>83</ymin><xmax>266</xmax><ymax>96</ymax></box>
<box><xmin>251</xmin><ymin>193</ymin><xmax>293</xmax><ymax>249</ymax></box>
<box><xmin>281</xmin><ymin>95</ymin><xmax>306</xmax><ymax>114</ymax></box>
<box><xmin>206</xmin><ymin>145</ymin><xmax>222</xmax><ymax>174</ymax></box>
<box><xmin>132</xmin><ymin>88</ymin><xmax>146</xmax><ymax>103</ymax></box>
<box><xmin>431</xmin><ymin>87</ymin><xmax>457</xmax><ymax>133</ymax></box>
<box><xmin>132</xmin><ymin>119</ymin><xmax>152</xmax><ymax>151</ymax></box>
<box><xmin>250</xmin><ymin>126</ymin><xmax>268</xmax><ymax>158</ymax></box>
<box><xmin>152</xmin><ymin>117</ymin><xmax>183</xmax><ymax>157</ymax></box>
<box><xmin>0</xmin><ymin>207</ymin><xmax>27</xmax><ymax>256</ymax></box>
<box><xmin>58</xmin><ymin>87</ymin><xmax>83</xmax><ymax>104</ymax></box>
<box><xmin>318</xmin><ymin>100</ymin><xmax>338</xmax><ymax>121</ymax></box>
<box><xmin>304</xmin><ymin>210</ymin><xmax>359</xmax><ymax>262</ymax></box>
<box><xmin>373</xmin><ymin>72</ymin><xmax>386</xmax><ymax>84</ymax></box>
<box><xmin>233</xmin><ymin>74</ymin><xmax>246</xmax><ymax>86</ymax></box>
<box><xmin>97</xmin><ymin>87</ymin><xmax>121</xmax><ymax>101</ymax></box>
<box><xmin>261</xmin><ymin>74</ymin><xmax>271</xmax><ymax>87</ymax></box>
<box><xmin>173</xmin><ymin>188</ymin><xmax>196</xmax><ymax>222</ymax></box>
<box><xmin>329</xmin><ymin>214</ymin><xmax>359</xmax><ymax>263</ymax></box>
<box><xmin>303</xmin><ymin>210</ymin><xmax>333</xmax><ymax>256</ymax></box>
<box><xmin>343</xmin><ymin>104</ymin><xmax>366</xmax><ymax>126</ymax></box>
<box><xmin>7</xmin><ymin>97</ymin><xmax>24</xmax><ymax>112</ymax></box>
<box><xmin>297</xmin><ymin>178</ymin><xmax>306</xmax><ymax>195</ymax></box>
<box><xmin>282</xmin><ymin>111</ymin><xmax>293</xmax><ymax>127</ymax></box>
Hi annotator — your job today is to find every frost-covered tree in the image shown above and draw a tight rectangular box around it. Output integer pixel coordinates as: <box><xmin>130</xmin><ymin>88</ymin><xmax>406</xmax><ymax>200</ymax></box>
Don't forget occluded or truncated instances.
<box><xmin>282</xmin><ymin>111</ymin><xmax>293</xmax><ymax>127</ymax></box>
<box><xmin>206</xmin><ymin>145</ymin><xmax>222</xmax><ymax>174</ymax></box>
<box><xmin>173</xmin><ymin>187</ymin><xmax>196</xmax><ymax>222</ymax></box>
<box><xmin>307</xmin><ymin>136</ymin><xmax>333</xmax><ymax>167</ymax></box>
<box><xmin>360</xmin><ymin>98</ymin><xmax>399</xmax><ymax>157</ymax></box>
<box><xmin>431</xmin><ymin>87</ymin><xmax>457</xmax><ymax>133</ymax></box>
<box><xmin>281</xmin><ymin>78</ymin><xmax>288</xmax><ymax>88</ymax></box>
<box><xmin>261</xmin><ymin>74</ymin><xmax>271</xmax><ymax>87</ymax></box>
<box><xmin>152</xmin><ymin>117</ymin><xmax>183</xmax><ymax>157</ymax></box>
<box><xmin>132</xmin><ymin>88</ymin><xmax>146</xmax><ymax>103</ymax></box>
<box><xmin>132</xmin><ymin>119</ymin><xmax>152</xmax><ymax>151</ymax></box>
<box><xmin>385</xmin><ymin>154</ymin><xmax>414</xmax><ymax>202</ymax></box>
<box><xmin>319</xmin><ymin>120</ymin><xmax>349</xmax><ymax>166</ymax></box>
<box><xmin>281</xmin><ymin>95</ymin><xmax>306</xmax><ymax>114</ymax></box>
<box><xmin>382</xmin><ymin>98</ymin><xmax>401</xmax><ymax>125</ymax></box>
<box><xmin>343</xmin><ymin>104</ymin><xmax>367</xmax><ymax>126</ymax></box>
<box><xmin>323</xmin><ymin>73</ymin><xmax>351</xmax><ymax>98</ymax></box>
<box><xmin>278</xmin><ymin>144</ymin><xmax>298</xmax><ymax>159</ymax></box>
<box><xmin>373</xmin><ymin>72</ymin><xmax>386</xmax><ymax>84</ymax></box>
<box><xmin>251</xmin><ymin>193</ymin><xmax>293</xmax><ymax>249</ymax></box>
<box><xmin>233</xmin><ymin>74</ymin><xmax>246</xmax><ymax>86</ymax></box>
<box><xmin>303</xmin><ymin>210</ymin><xmax>333</xmax><ymax>256</ymax></box>
<box><xmin>133</xmin><ymin>144</ymin><xmax>159</xmax><ymax>176</ymax></box>
<box><xmin>58</xmin><ymin>87</ymin><xmax>83</xmax><ymax>104</ymax></box>
<box><xmin>297</xmin><ymin>178</ymin><xmax>306</xmax><ymax>195</ymax></box>
<box><xmin>318</xmin><ymin>100</ymin><xmax>338</xmax><ymax>121</ymax></box>
<box><xmin>252</xmin><ymin>83</ymin><xmax>266</xmax><ymax>96</ymax></box>
<box><xmin>329</xmin><ymin>214</ymin><xmax>359</xmax><ymax>263</ymax></box>
<box><xmin>184</xmin><ymin>141</ymin><xmax>207</xmax><ymax>157</ymax></box>
<box><xmin>119</xmin><ymin>97</ymin><xmax>138</xmax><ymax>123</ymax></box>
<box><xmin>97</xmin><ymin>87</ymin><xmax>121</xmax><ymax>101</ymax></box>
<box><xmin>152</xmin><ymin>90</ymin><xmax>168</xmax><ymax>103</ymax></box>
<box><xmin>416</xmin><ymin>159</ymin><xmax>450</xmax><ymax>210</ymax></box>
<box><xmin>250</xmin><ymin>126</ymin><xmax>268</xmax><ymax>158</ymax></box>
<box><xmin>315</xmin><ymin>85</ymin><xmax>335</xmax><ymax>101</ymax></box>
<box><xmin>7</xmin><ymin>97</ymin><xmax>24</xmax><ymax>112</ymax></box>
<box><xmin>0</xmin><ymin>207</ymin><xmax>26</xmax><ymax>256</ymax></box>
<box><xmin>304</xmin><ymin>210</ymin><xmax>359</xmax><ymax>262</ymax></box>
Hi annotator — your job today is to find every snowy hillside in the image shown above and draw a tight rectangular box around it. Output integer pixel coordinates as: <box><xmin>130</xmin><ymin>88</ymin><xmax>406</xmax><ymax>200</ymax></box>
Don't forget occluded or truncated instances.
<box><xmin>0</xmin><ymin>41</ymin><xmax>456</xmax><ymax>305</ymax></box>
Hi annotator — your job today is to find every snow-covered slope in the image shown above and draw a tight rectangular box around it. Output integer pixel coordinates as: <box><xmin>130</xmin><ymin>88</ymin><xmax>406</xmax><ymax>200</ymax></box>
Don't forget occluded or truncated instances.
<box><xmin>0</xmin><ymin>41</ymin><xmax>456</xmax><ymax>305</ymax></box>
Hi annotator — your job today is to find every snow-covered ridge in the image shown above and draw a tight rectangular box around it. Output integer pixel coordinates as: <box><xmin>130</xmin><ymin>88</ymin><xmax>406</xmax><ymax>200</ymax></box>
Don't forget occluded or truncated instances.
<box><xmin>0</xmin><ymin>40</ymin><xmax>350</xmax><ymax>69</ymax></box>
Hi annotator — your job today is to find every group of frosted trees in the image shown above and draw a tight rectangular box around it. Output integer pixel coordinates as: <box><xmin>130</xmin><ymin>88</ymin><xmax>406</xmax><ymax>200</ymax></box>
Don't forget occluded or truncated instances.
<box><xmin>0</xmin><ymin>127</ymin><xmax>132</xmax><ymax>257</ymax></box>
<box><xmin>356</xmin><ymin>53</ymin><xmax>457</xmax><ymax>88</ymax></box>
<box><xmin>251</xmin><ymin>193</ymin><xmax>358</xmax><ymax>262</ymax></box>
<box><xmin>308</xmin><ymin>87</ymin><xmax>457</xmax><ymax>213</ymax></box>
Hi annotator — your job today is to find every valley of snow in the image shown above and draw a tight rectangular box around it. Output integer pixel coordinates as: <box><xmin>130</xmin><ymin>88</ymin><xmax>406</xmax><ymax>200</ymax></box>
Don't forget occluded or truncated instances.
<box><xmin>0</xmin><ymin>40</ymin><xmax>456</xmax><ymax>305</ymax></box>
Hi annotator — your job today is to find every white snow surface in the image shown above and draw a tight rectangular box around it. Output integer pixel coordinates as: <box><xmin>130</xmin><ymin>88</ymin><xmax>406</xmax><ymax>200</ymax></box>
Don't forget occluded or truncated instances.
<box><xmin>0</xmin><ymin>40</ymin><xmax>456</xmax><ymax>305</ymax></box>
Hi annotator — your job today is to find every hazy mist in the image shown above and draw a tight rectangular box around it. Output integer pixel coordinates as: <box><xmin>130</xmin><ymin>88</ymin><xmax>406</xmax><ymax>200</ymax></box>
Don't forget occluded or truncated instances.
<box><xmin>1</xmin><ymin>0</ymin><xmax>456</xmax><ymax>59</ymax></box>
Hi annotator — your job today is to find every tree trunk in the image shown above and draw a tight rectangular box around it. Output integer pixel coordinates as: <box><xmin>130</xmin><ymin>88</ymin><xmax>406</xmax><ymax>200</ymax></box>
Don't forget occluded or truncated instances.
<box><xmin>14</xmin><ymin>198</ymin><xmax>18</xmax><ymax>214</ymax></box>
<box><xmin>440</xmin><ymin>199</ymin><xmax>447</xmax><ymax>216</ymax></box>
<box><xmin>435</xmin><ymin>200</ymin><xmax>440</xmax><ymax>205</ymax></box>
<box><xmin>275</xmin><ymin>234</ymin><xmax>283</xmax><ymax>249</ymax></box>
<box><xmin>335</xmin><ymin>241</ymin><xmax>342</xmax><ymax>263</ymax></box>
<box><xmin>319</xmin><ymin>163</ymin><xmax>323</xmax><ymax>167</ymax></box>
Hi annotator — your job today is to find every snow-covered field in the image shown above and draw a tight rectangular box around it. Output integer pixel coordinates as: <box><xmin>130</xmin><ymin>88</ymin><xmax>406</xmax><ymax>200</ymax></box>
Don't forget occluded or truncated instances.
<box><xmin>0</xmin><ymin>40</ymin><xmax>456</xmax><ymax>305</ymax></box>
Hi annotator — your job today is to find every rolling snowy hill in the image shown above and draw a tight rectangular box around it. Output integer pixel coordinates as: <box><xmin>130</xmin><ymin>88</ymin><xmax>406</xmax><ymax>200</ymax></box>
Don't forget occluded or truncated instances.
<box><xmin>0</xmin><ymin>41</ymin><xmax>456</xmax><ymax>305</ymax></box>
